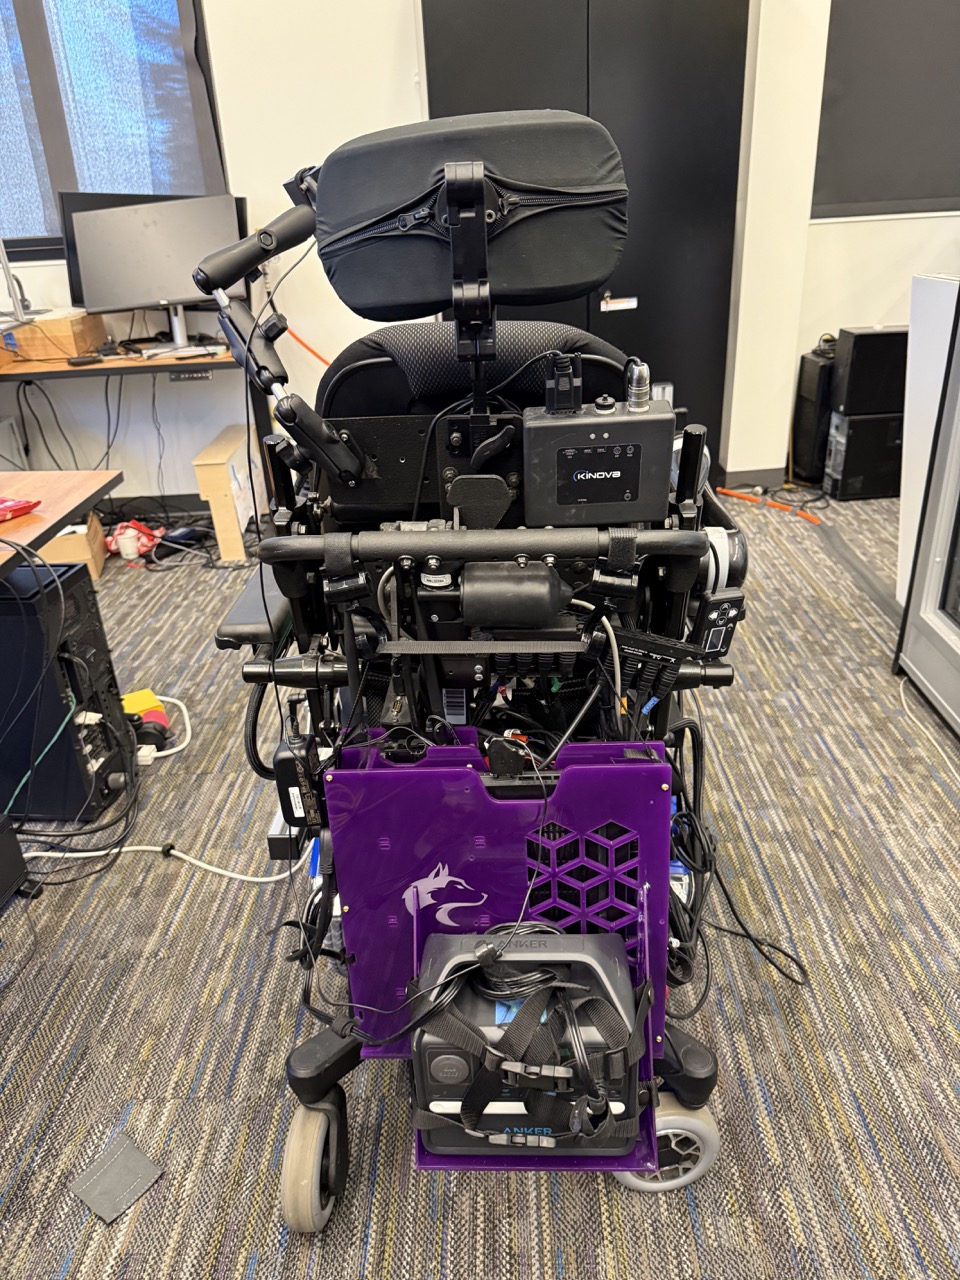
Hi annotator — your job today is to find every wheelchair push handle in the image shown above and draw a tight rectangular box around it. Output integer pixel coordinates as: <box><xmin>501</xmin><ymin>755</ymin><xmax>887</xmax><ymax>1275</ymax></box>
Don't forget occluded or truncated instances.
<box><xmin>193</xmin><ymin>203</ymin><xmax>316</xmax><ymax>295</ymax></box>
<box><xmin>257</xmin><ymin>526</ymin><xmax>708</xmax><ymax>568</ymax></box>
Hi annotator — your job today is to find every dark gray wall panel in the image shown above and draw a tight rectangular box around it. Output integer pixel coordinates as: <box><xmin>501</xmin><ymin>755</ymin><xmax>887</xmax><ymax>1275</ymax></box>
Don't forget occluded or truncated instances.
<box><xmin>813</xmin><ymin>0</ymin><xmax>960</xmax><ymax>218</ymax></box>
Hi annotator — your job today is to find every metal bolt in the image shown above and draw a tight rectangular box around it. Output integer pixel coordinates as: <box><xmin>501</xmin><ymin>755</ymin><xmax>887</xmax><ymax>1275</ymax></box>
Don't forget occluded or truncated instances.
<box><xmin>573</xmin><ymin>560</ymin><xmax>586</xmax><ymax>572</ymax></box>
<box><xmin>398</xmin><ymin>555</ymin><xmax>414</xmax><ymax>570</ymax></box>
<box><xmin>442</xmin><ymin>467</ymin><xmax>458</xmax><ymax>483</ymax></box>
<box><xmin>655</xmin><ymin>1035</ymin><xmax>662</xmax><ymax>1044</ymax></box>
<box><xmin>542</xmin><ymin>554</ymin><xmax>556</xmax><ymax>568</ymax></box>
<box><xmin>506</xmin><ymin>473</ymin><xmax>520</xmax><ymax>488</ymax></box>
<box><xmin>325</xmin><ymin>775</ymin><xmax>333</xmax><ymax>783</ymax></box>
<box><xmin>449</xmin><ymin>432</ymin><xmax>463</xmax><ymax>448</ymax></box>
<box><xmin>339</xmin><ymin>431</ymin><xmax>350</xmax><ymax>442</ymax></box>
<box><xmin>474</xmin><ymin>664</ymin><xmax>484</xmax><ymax>674</ymax></box>
<box><xmin>474</xmin><ymin>672</ymin><xmax>483</xmax><ymax>682</ymax></box>
<box><xmin>485</xmin><ymin>208</ymin><xmax>496</xmax><ymax>223</ymax></box>
<box><xmin>515</xmin><ymin>554</ymin><xmax>529</xmax><ymax>568</ymax></box>
<box><xmin>426</xmin><ymin>555</ymin><xmax>441</xmax><ymax>571</ymax></box>
<box><xmin>429</xmin><ymin>613</ymin><xmax>439</xmax><ymax>622</ymax></box>
<box><xmin>661</xmin><ymin>783</ymin><xmax>669</xmax><ymax>791</ymax></box>
<box><xmin>342</xmin><ymin>904</ymin><xmax>349</xmax><ymax>913</ymax></box>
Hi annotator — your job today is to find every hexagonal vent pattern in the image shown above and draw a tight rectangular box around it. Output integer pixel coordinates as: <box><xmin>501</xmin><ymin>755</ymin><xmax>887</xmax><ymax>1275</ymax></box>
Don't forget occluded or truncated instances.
<box><xmin>527</xmin><ymin>820</ymin><xmax>643</xmax><ymax>963</ymax></box>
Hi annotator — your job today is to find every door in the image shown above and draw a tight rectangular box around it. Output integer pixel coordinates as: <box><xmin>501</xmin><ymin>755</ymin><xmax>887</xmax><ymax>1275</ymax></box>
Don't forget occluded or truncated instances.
<box><xmin>897</xmin><ymin>295</ymin><xmax>960</xmax><ymax>735</ymax></box>
<box><xmin>420</xmin><ymin>0</ymin><xmax>751</xmax><ymax>463</ymax></box>
<box><xmin>587</xmin><ymin>1</ymin><xmax>750</xmax><ymax>465</ymax></box>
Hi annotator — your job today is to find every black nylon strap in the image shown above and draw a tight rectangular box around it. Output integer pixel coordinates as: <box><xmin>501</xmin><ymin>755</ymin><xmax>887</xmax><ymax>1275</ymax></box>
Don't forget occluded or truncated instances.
<box><xmin>606</xmin><ymin>527</ymin><xmax>637</xmax><ymax>575</ymax></box>
<box><xmin>324</xmin><ymin>532</ymin><xmax>353</xmax><ymax>578</ymax></box>
<box><xmin>419</xmin><ymin>1005</ymin><xmax>502</xmax><ymax>1073</ymax></box>
<box><xmin>460</xmin><ymin>987</ymin><xmax>553</xmax><ymax>1131</ymax></box>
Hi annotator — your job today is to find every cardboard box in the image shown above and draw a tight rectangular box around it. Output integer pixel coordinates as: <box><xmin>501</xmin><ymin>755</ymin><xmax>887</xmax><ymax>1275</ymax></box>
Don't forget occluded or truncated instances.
<box><xmin>39</xmin><ymin>510</ymin><xmax>108</xmax><ymax>581</ymax></box>
<box><xmin>192</xmin><ymin>424</ymin><xmax>267</xmax><ymax>562</ymax></box>
<box><xmin>6</xmin><ymin>309</ymin><xmax>106</xmax><ymax>362</ymax></box>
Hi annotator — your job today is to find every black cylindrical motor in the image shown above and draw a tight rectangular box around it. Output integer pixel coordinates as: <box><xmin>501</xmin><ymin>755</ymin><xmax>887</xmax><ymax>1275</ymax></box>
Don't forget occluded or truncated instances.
<box><xmin>460</xmin><ymin>561</ymin><xmax>573</xmax><ymax>629</ymax></box>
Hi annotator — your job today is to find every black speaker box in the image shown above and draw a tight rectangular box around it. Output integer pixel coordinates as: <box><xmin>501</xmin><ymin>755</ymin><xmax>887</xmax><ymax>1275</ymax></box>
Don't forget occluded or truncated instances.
<box><xmin>831</xmin><ymin>327</ymin><xmax>908</xmax><ymax>416</ymax></box>
<box><xmin>0</xmin><ymin>817</ymin><xmax>28</xmax><ymax>909</ymax></box>
<box><xmin>0</xmin><ymin>563</ymin><xmax>127</xmax><ymax>821</ymax></box>
<box><xmin>823</xmin><ymin>412</ymin><xmax>902</xmax><ymax>502</ymax></box>
<box><xmin>791</xmin><ymin>349</ymin><xmax>835</xmax><ymax>482</ymax></box>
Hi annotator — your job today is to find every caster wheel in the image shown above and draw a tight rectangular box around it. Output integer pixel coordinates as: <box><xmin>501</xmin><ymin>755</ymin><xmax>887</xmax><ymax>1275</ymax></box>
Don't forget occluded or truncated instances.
<box><xmin>280</xmin><ymin>1089</ymin><xmax>347</xmax><ymax>1233</ymax></box>
<box><xmin>613</xmin><ymin>1093</ymin><xmax>719</xmax><ymax>1193</ymax></box>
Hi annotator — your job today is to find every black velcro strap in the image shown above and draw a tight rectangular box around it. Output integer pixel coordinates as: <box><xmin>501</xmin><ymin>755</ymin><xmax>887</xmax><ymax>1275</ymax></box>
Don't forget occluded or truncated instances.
<box><xmin>460</xmin><ymin>987</ymin><xmax>553</xmax><ymax>1131</ymax></box>
<box><xmin>324</xmin><ymin>532</ymin><xmax>353</xmax><ymax>578</ymax></box>
<box><xmin>606</xmin><ymin>527</ymin><xmax>637</xmax><ymax>575</ymax></box>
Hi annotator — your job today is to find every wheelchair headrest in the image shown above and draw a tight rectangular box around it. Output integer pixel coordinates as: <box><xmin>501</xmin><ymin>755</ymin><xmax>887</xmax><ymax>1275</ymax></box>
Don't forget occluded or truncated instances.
<box><xmin>313</xmin><ymin>110</ymin><xmax>627</xmax><ymax>322</ymax></box>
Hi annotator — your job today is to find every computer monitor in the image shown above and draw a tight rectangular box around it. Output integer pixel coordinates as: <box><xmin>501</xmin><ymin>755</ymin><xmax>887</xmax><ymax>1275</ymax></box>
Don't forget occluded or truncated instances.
<box><xmin>65</xmin><ymin>193</ymin><xmax>246</xmax><ymax>356</ymax></box>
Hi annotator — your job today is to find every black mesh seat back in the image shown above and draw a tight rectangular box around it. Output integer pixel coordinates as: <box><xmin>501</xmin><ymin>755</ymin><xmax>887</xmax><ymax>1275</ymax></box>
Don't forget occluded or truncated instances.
<box><xmin>314</xmin><ymin>111</ymin><xmax>628</xmax><ymax>321</ymax></box>
<box><xmin>316</xmin><ymin>321</ymin><xmax>628</xmax><ymax>419</ymax></box>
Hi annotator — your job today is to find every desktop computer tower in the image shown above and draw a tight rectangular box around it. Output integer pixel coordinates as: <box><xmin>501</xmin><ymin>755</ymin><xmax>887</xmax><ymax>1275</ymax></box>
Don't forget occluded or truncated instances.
<box><xmin>0</xmin><ymin>816</ymin><xmax>28</xmax><ymax>907</ymax></box>
<box><xmin>831</xmin><ymin>327</ymin><xmax>908</xmax><ymax>416</ymax></box>
<box><xmin>823</xmin><ymin>412</ymin><xmax>903</xmax><ymax>502</ymax></box>
<box><xmin>0</xmin><ymin>563</ymin><xmax>128</xmax><ymax>822</ymax></box>
<box><xmin>791</xmin><ymin>349</ymin><xmax>835</xmax><ymax>483</ymax></box>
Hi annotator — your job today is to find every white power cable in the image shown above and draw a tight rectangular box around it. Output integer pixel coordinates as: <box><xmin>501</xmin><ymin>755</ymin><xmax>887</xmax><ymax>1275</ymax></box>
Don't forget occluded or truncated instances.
<box><xmin>899</xmin><ymin>678</ymin><xmax>960</xmax><ymax>792</ymax></box>
<box><xmin>24</xmin><ymin>844</ymin><xmax>310</xmax><ymax>884</ymax></box>
<box><xmin>570</xmin><ymin>598</ymin><xmax>622</xmax><ymax>712</ymax></box>
<box><xmin>153</xmin><ymin>694</ymin><xmax>191</xmax><ymax>758</ymax></box>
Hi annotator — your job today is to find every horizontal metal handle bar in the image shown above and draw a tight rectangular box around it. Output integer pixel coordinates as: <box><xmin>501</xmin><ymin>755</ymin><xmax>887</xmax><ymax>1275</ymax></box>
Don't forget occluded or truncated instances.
<box><xmin>258</xmin><ymin>527</ymin><xmax>707</xmax><ymax>566</ymax></box>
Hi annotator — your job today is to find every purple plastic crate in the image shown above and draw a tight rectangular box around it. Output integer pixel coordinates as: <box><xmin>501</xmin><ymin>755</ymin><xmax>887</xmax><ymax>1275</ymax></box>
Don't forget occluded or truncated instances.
<box><xmin>324</xmin><ymin>739</ymin><xmax>671</xmax><ymax>1172</ymax></box>
<box><xmin>326</xmin><ymin>739</ymin><xmax>670</xmax><ymax>1043</ymax></box>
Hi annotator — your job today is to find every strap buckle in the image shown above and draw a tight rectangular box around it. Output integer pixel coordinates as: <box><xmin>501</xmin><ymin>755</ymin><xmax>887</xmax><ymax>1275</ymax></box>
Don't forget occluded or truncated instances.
<box><xmin>487</xmin><ymin>1132</ymin><xmax>558</xmax><ymax>1148</ymax></box>
<box><xmin>501</xmin><ymin>1061</ymin><xmax>574</xmax><ymax>1092</ymax></box>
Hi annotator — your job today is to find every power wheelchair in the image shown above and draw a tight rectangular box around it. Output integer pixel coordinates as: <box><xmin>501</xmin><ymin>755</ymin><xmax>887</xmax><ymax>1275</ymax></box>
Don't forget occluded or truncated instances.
<box><xmin>200</xmin><ymin>110</ymin><xmax>749</xmax><ymax>1232</ymax></box>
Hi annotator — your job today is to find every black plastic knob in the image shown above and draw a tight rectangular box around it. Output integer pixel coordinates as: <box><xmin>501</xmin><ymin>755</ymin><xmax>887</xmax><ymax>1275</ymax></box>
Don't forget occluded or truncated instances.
<box><xmin>261</xmin><ymin>312</ymin><xmax>288</xmax><ymax>342</ymax></box>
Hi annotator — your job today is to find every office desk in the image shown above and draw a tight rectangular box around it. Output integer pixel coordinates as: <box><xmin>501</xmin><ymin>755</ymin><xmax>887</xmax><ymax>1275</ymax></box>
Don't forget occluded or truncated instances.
<box><xmin>0</xmin><ymin>351</ymin><xmax>272</xmax><ymax>440</ymax></box>
<box><xmin>0</xmin><ymin>350</ymin><xmax>236</xmax><ymax>382</ymax></box>
<box><xmin>0</xmin><ymin>469</ymin><xmax>122</xmax><ymax>579</ymax></box>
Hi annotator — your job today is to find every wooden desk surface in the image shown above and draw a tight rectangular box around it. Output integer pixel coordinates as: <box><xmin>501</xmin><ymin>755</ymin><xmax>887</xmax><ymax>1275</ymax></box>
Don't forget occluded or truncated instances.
<box><xmin>0</xmin><ymin>470</ymin><xmax>122</xmax><ymax>576</ymax></box>
<box><xmin>0</xmin><ymin>350</ymin><xmax>237</xmax><ymax>381</ymax></box>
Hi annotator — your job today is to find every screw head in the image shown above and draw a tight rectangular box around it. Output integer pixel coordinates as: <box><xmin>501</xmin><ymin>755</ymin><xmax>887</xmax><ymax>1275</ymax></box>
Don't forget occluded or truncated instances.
<box><xmin>661</xmin><ymin>783</ymin><xmax>669</xmax><ymax>791</ymax></box>
<box><xmin>325</xmin><ymin>774</ymin><xmax>333</xmax><ymax>783</ymax></box>
<box><xmin>426</xmin><ymin>555</ymin><xmax>441</xmax><ymax>571</ymax></box>
<box><xmin>515</xmin><ymin>554</ymin><xmax>529</xmax><ymax>568</ymax></box>
<box><xmin>542</xmin><ymin>554</ymin><xmax>556</xmax><ymax>568</ymax></box>
<box><xmin>398</xmin><ymin>555</ymin><xmax>414</xmax><ymax>570</ymax></box>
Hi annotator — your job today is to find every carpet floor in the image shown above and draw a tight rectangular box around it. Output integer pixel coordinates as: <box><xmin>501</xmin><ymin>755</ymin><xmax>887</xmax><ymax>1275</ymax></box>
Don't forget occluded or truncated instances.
<box><xmin>1</xmin><ymin>496</ymin><xmax>959</xmax><ymax>1280</ymax></box>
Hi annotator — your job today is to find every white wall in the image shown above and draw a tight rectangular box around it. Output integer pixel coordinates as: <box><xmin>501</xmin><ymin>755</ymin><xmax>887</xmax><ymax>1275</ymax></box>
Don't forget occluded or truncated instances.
<box><xmin>201</xmin><ymin>0</ymin><xmax>425</xmax><ymax>393</ymax></box>
<box><xmin>1</xmin><ymin>1</ymin><xmax>424</xmax><ymax>499</ymax></box>
<box><xmin>797</xmin><ymin>214</ymin><xmax>960</xmax><ymax>351</ymax></box>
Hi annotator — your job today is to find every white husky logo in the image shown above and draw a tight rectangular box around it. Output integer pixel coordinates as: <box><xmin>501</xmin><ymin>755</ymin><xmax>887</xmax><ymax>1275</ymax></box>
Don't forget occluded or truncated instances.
<box><xmin>402</xmin><ymin>862</ymin><xmax>488</xmax><ymax>927</ymax></box>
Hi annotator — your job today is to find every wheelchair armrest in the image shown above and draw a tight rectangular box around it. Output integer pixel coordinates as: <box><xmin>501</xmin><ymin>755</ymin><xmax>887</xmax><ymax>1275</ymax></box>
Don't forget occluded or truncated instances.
<box><xmin>215</xmin><ymin>570</ymin><xmax>293</xmax><ymax>650</ymax></box>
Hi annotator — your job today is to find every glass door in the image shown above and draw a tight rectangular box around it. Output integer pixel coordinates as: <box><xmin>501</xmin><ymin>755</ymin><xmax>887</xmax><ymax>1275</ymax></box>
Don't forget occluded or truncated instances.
<box><xmin>897</xmin><ymin>299</ymin><xmax>960</xmax><ymax>735</ymax></box>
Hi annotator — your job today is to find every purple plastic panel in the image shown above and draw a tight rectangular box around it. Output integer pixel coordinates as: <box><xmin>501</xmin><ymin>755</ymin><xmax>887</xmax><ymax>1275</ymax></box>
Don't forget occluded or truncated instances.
<box><xmin>326</xmin><ymin>740</ymin><xmax>669</xmax><ymax>1170</ymax></box>
<box><xmin>326</xmin><ymin>740</ymin><xmax>670</xmax><ymax>1042</ymax></box>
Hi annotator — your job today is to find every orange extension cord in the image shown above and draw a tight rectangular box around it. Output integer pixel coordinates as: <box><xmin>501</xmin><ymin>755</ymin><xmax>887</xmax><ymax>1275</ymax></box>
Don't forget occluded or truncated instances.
<box><xmin>715</xmin><ymin>487</ymin><xmax>822</xmax><ymax>525</ymax></box>
<box><xmin>286</xmin><ymin>328</ymin><xmax>330</xmax><ymax>366</ymax></box>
